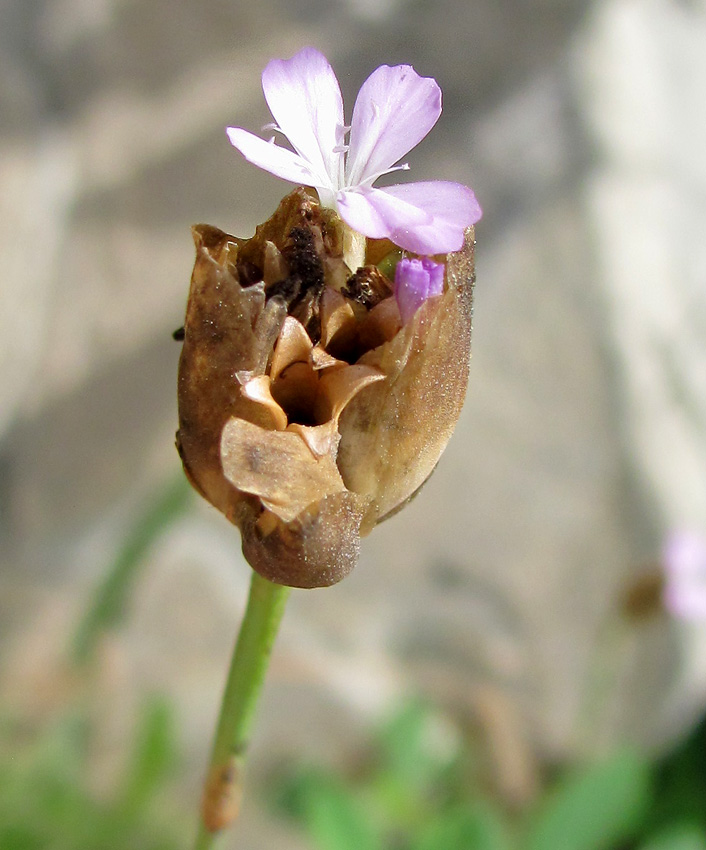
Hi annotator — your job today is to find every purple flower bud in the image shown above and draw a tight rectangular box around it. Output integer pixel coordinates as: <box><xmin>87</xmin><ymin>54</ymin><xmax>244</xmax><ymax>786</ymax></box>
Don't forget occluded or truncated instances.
<box><xmin>394</xmin><ymin>257</ymin><xmax>445</xmax><ymax>324</ymax></box>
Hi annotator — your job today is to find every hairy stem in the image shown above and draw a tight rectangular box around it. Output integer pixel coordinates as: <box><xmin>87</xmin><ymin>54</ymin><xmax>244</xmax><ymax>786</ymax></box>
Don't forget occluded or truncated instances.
<box><xmin>193</xmin><ymin>571</ymin><xmax>290</xmax><ymax>850</ymax></box>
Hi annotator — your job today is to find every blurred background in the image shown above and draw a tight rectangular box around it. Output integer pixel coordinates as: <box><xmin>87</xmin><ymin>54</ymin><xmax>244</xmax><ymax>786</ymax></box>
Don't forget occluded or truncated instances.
<box><xmin>2</xmin><ymin>0</ymin><xmax>706</xmax><ymax>847</ymax></box>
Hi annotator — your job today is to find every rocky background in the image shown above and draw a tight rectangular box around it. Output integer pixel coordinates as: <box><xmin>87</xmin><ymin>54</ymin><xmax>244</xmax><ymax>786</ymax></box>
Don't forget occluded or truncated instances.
<box><xmin>1</xmin><ymin>0</ymin><xmax>706</xmax><ymax>847</ymax></box>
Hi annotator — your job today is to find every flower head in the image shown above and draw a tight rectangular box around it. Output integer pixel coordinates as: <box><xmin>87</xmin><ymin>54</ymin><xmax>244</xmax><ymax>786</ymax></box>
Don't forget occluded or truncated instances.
<box><xmin>227</xmin><ymin>47</ymin><xmax>481</xmax><ymax>255</ymax></box>
<box><xmin>177</xmin><ymin>189</ymin><xmax>476</xmax><ymax>587</ymax></box>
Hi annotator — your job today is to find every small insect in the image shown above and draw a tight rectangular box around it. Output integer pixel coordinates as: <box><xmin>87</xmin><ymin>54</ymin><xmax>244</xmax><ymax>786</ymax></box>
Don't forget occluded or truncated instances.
<box><xmin>172</xmin><ymin>326</ymin><xmax>185</xmax><ymax>341</ymax></box>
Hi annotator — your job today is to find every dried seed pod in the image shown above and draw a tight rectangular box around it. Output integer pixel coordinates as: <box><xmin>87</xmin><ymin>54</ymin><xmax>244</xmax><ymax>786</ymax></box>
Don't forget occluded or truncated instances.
<box><xmin>177</xmin><ymin>188</ymin><xmax>475</xmax><ymax>588</ymax></box>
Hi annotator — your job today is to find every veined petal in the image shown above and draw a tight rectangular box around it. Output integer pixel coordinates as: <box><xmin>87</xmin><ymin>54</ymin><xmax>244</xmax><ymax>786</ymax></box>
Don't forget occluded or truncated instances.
<box><xmin>377</xmin><ymin>181</ymin><xmax>481</xmax><ymax>253</ymax></box>
<box><xmin>261</xmin><ymin>47</ymin><xmax>344</xmax><ymax>191</ymax></box>
<box><xmin>226</xmin><ymin>127</ymin><xmax>322</xmax><ymax>186</ymax></box>
<box><xmin>338</xmin><ymin>181</ymin><xmax>480</xmax><ymax>254</ymax></box>
<box><xmin>345</xmin><ymin>64</ymin><xmax>441</xmax><ymax>187</ymax></box>
<box><xmin>336</xmin><ymin>186</ymin><xmax>431</xmax><ymax>242</ymax></box>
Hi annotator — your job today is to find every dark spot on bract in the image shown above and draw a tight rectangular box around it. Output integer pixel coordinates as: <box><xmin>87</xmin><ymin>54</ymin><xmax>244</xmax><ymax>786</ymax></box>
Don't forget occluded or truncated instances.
<box><xmin>283</xmin><ymin>227</ymin><xmax>324</xmax><ymax>295</ymax></box>
<box><xmin>342</xmin><ymin>265</ymin><xmax>393</xmax><ymax>309</ymax></box>
<box><xmin>237</xmin><ymin>260</ymin><xmax>263</xmax><ymax>287</ymax></box>
<box><xmin>266</xmin><ymin>277</ymin><xmax>301</xmax><ymax>304</ymax></box>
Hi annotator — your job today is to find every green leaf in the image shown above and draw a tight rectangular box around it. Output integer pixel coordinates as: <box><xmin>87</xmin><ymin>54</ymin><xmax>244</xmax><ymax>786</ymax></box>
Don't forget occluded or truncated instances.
<box><xmin>0</xmin><ymin>825</ymin><xmax>44</xmax><ymax>850</ymax></box>
<box><xmin>297</xmin><ymin>771</ymin><xmax>382</xmax><ymax>850</ymax></box>
<box><xmin>376</xmin><ymin>700</ymin><xmax>438</xmax><ymax>785</ymax></box>
<box><xmin>0</xmin><ymin>706</ymin><xmax>185</xmax><ymax>850</ymax></box>
<box><xmin>370</xmin><ymin>699</ymin><xmax>460</xmax><ymax>825</ymax></box>
<box><xmin>411</xmin><ymin>804</ymin><xmax>512</xmax><ymax>850</ymax></box>
<box><xmin>641</xmin><ymin>823</ymin><xmax>706</xmax><ymax>850</ymax></box>
<box><xmin>119</xmin><ymin>696</ymin><xmax>178</xmax><ymax>812</ymax></box>
<box><xmin>647</xmin><ymin>715</ymin><xmax>706</xmax><ymax>832</ymax></box>
<box><xmin>525</xmin><ymin>749</ymin><xmax>651</xmax><ymax>850</ymax></box>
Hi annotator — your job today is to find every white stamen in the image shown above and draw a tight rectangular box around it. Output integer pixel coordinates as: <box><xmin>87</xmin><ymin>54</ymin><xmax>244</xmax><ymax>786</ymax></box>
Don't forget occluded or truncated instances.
<box><xmin>358</xmin><ymin>162</ymin><xmax>410</xmax><ymax>188</ymax></box>
<box><xmin>336</xmin><ymin>123</ymin><xmax>351</xmax><ymax>141</ymax></box>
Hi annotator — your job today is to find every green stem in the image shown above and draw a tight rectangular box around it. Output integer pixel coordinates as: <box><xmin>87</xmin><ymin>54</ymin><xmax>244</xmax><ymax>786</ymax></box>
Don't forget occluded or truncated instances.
<box><xmin>193</xmin><ymin>571</ymin><xmax>290</xmax><ymax>850</ymax></box>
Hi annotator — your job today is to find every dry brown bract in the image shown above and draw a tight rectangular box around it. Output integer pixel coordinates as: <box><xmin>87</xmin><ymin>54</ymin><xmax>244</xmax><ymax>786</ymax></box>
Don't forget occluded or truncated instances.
<box><xmin>177</xmin><ymin>188</ymin><xmax>475</xmax><ymax>587</ymax></box>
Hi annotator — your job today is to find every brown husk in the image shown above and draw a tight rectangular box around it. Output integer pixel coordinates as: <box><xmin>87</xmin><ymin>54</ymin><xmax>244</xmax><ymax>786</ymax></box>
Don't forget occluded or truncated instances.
<box><xmin>176</xmin><ymin>188</ymin><xmax>475</xmax><ymax>587</ymax></box>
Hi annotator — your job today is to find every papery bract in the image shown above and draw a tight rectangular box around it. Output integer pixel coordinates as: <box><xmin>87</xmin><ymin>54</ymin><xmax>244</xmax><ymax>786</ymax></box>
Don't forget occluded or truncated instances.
<box><xmin>226</xmin><ymin>47</ymin><xmax>481</xmax><ymax>255</ymax></box>
<box><xmin>176</xmin><ymin>189</ymin><xmax>476</xmax><ymax>587</ymax></box>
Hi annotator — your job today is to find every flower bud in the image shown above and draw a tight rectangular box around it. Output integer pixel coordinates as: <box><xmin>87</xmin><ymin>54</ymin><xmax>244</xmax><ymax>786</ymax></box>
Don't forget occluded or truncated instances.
<box><xmin>394</xmin><ymin>257</ymin><xmax>445</xmax><ymax>324</ymax></box>
<box><xmin>177</xmin><ymin>188</ymin><xmax>475</xmax><ymax>587</ymax></box>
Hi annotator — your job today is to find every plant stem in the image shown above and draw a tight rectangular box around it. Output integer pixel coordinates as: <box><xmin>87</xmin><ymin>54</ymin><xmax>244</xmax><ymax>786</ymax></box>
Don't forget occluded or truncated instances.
<box><xmin>193</xmin><ymin>571</ymin><xmax>290</xmax><ymax>850</ymax></box>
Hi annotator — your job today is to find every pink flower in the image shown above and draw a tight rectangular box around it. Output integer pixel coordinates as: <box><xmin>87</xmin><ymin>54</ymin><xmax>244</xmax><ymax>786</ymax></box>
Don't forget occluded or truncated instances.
<box><xmin>226</xmin><ymin>47</ymin><xmax>481</xmax><ymax>255</ymax></box>
<box><xmin>663</xmin><ymin>531</ymin><xmax>706</xmax><ymax>620</ymax></box>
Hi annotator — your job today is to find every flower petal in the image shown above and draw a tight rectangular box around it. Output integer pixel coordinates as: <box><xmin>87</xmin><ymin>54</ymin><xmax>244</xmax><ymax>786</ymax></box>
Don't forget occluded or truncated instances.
<box><xmin>226</xmin><ymin>127</ymin><xmax>322</xmax><ymax>186</ymax></box>
<box><xmin>338</xmin><ymin>181</ymin><xmax>480</xmax><ymax>254</ymax></box>
<box><xmin>261</xmin><ymin>47</ymin><xmax>344</xmax><ymax>193</ymax></box>
<box><xmin>336</xmin><ymin>187</ymin><xmax>429</xmax><ymax>241</ymax></box>
<box><xmin>345</xmin><ymin>64</ymin><xmax>442</xmax><ymax>187</ymax></box>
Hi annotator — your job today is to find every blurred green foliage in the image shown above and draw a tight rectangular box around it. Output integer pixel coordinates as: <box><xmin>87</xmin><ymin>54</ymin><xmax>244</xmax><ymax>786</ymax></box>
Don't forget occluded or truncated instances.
<box><xmin>0</xmin><ymin>698</ymin><xmax>187</xmax><ymax>850</ymax></box>
<box><xmin>272</xmin><ymin>701</ymin><xmax>706</xmax><ymax>850</ymax></box>
<box><xmin>71</xmin><ymin>475</ymin><xmax>192</xmax><ymax>665</ymax></box>
<box><xmin>3</xmin><ymin>475</ymin><xmax>705</xmax><ymax>850</ymax></box>
<box><xmin>2</xmin><ymin>694</ymin><xmax>704</xmax><ymax>850</ymax></box>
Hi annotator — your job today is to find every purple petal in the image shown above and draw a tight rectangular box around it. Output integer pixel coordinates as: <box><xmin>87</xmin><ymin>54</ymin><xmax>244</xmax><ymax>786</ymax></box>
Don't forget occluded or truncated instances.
<box><xmin>261</xmin><ymin>47</ymin><xmax>344</xmax><ymax>192</ymax></box>
<box><xmin>394</xmin><ymin>257</ymin><xmax>445</xmax><ymax>324</ymax></box>
<box><xmin>337</xmin><ymin>181</ymin><xmax>480</xmax><ymax>254</ymax></box>
<box><xmin>336</xmin><ymin>186</ymin><xmax>430</xmax><ymax>241</ymax></box>
<box><xmin>226</xmin><ymin>127</ymin><xmax>322</xmax><ymax>185</ymax></box>
<box><xmin>345</xmin><ymin>64</ymin><xmax>442</xmax><ymax>187</ymax></box>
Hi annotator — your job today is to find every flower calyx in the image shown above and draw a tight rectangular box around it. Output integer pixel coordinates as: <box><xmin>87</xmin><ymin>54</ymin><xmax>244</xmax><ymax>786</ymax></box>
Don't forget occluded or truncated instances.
<box><xmin>177</xmin><ymin>189</ymin><xmax>475</xmax><ymax>587</ymax></box>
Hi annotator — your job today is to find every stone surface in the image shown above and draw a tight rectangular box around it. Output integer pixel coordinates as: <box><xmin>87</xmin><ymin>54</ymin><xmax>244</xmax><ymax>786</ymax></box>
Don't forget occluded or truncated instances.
<box><xmin>579</xmin><ymin>0</ymin><xmax>706</xmax><ymax>738</ymax></box>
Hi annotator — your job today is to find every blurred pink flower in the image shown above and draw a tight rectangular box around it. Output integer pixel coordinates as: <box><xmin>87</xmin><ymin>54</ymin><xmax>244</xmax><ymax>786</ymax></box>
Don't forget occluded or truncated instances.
<box><xmin>227</xmin><ymin>47</ymin><xmax>481</xmax><ymax>255</ymax></box>
<box><xmin>663</xmin><ymin>531</ymin><xmax>706</xmax><ymax>620</ymax></box>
